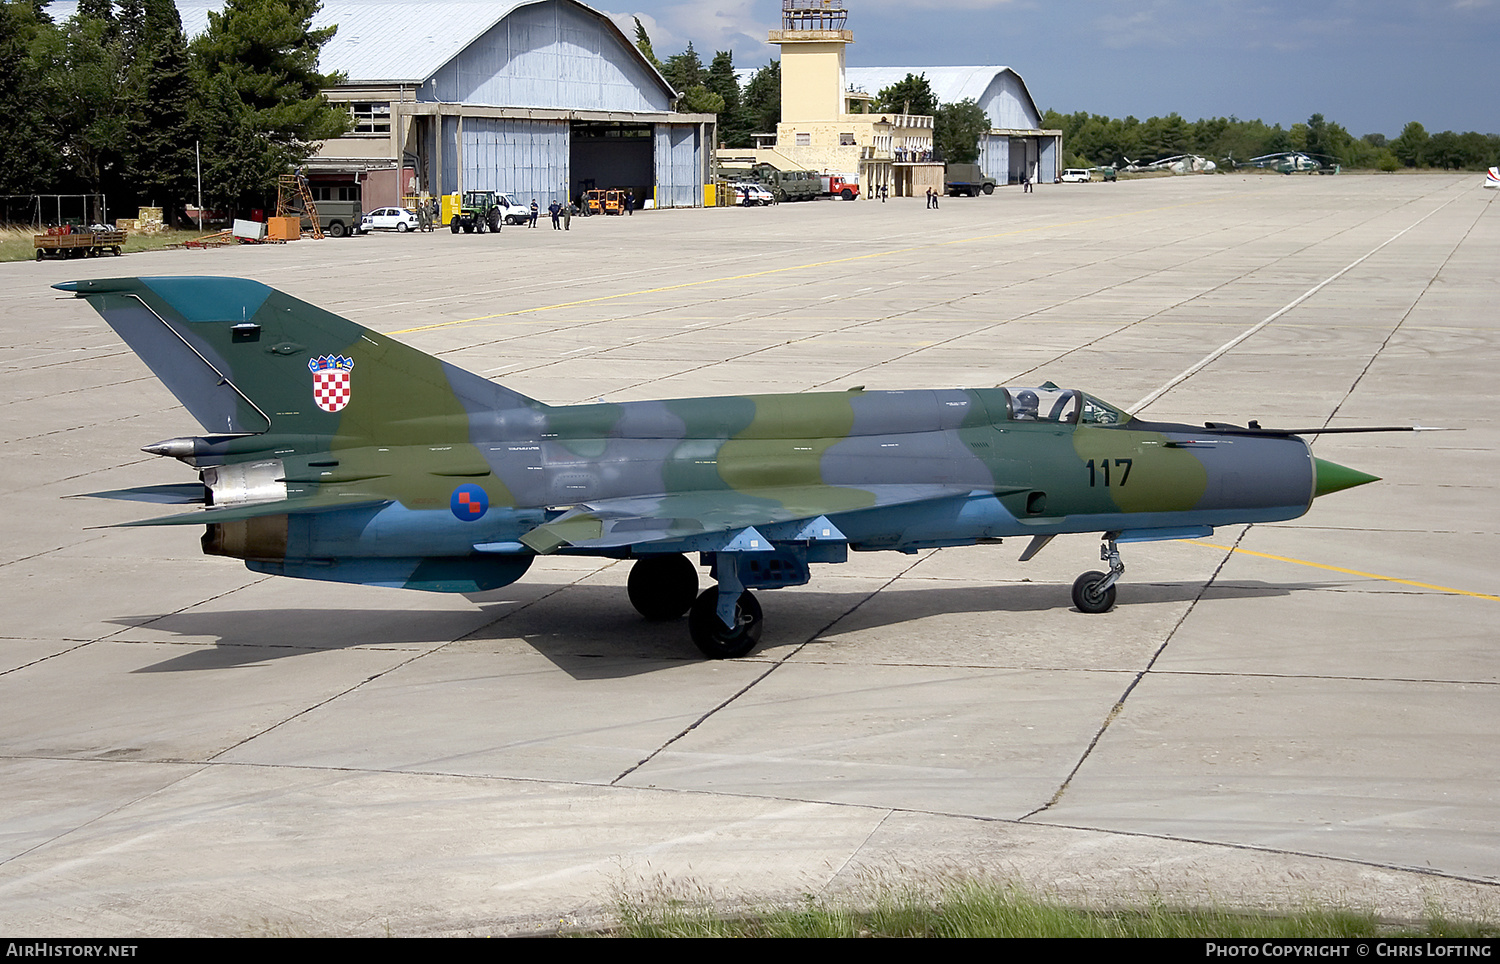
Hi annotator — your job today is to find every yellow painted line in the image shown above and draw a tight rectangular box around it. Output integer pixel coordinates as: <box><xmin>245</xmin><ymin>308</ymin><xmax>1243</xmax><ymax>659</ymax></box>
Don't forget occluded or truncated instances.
<box><xmin>1184</xmin><ymin>540</ymin><xmax>1500</xmax><ymax>601</ymax></box>
<box><xmin>385</xmin><ymin>193</ymin><xmax>1244</xmax><ymax>336</ymax></box>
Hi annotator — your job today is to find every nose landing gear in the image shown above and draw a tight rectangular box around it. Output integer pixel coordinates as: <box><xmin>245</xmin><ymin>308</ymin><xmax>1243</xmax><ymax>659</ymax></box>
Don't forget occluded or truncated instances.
<box><xmin>1072</xmin><ymin>535</ymin><xmax>1124</xmax><ymax>614</ymax></box>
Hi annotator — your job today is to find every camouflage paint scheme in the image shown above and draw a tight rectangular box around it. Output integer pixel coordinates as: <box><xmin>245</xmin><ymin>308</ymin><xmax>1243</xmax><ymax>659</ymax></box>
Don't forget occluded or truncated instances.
<box><xmin>59</xmin><ymin>277</ymin><xmax>1377</xmax><ymax>657</ymax></box>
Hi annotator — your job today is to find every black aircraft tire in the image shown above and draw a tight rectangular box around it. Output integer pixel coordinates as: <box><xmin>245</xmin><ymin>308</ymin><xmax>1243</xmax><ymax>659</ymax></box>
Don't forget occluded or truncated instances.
<box><xmin>1071</xmin><ymin>571</ymin><xmax>1117</xmax><ymax>614</ymax></box>
<box><xmin>627</xmin><ymin>554</ymin><xmax>699</xmax><ymax>621</ymax></box>
<box><xmin>688</xmin><ymin>587</ymin><xmax>763</xmax><ymax>659</ymax></box>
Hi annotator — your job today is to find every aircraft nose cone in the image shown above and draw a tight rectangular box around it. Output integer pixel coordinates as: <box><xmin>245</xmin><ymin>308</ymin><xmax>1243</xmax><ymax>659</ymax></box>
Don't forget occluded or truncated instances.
<box><xmin>1313</xmin><ymin>458</ymin><xmax>1380</xmax><ymax>497</ymax></box>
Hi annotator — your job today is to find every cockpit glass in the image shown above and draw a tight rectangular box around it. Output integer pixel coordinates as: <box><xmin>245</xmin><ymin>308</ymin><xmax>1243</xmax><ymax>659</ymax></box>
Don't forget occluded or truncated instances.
<box><xmin>1079</xmin><ymin>393</ymin><xmax>1129</xmax><ymax>425</ymax></box>
<box><xmin>1004</xmin><ymin>387</ymin><xmax>1078</xmax><ymax>423</ymax></box>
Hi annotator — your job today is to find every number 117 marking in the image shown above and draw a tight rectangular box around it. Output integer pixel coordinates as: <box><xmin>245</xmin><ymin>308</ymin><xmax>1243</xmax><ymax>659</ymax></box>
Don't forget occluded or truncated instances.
<box><xmin>1086</xmin><ymin>458</ymin><xmax>1133</xmax><ymax>486</ymax></box>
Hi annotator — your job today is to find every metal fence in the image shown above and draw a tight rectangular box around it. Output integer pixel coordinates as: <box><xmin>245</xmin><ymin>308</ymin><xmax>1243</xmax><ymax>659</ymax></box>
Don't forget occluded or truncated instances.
<box><xmin>1</xmin><ymin>195</ymin><xmax>108</xmax><ymax>228</ymax></box>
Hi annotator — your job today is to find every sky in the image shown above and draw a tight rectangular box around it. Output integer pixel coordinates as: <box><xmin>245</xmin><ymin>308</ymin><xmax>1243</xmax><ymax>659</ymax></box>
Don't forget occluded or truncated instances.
<box><xmin>605</xmin><ymin>0</ymin><xmax>1500</xmax><ymax>138</ymax></box>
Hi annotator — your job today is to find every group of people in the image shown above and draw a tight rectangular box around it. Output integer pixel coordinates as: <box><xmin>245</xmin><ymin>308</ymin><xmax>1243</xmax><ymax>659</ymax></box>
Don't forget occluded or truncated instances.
<box><xmin>924</xmin><ymin>186</ymin><xmax>940</xmax><ymax>209</ymax></box>
<box><xmin>411</xmin><ymin>189</ymin><xmax>643</xmax><ymax>232</ymax></box>
<box><xmin>414</xmin><ymin>197</ymin><xmax>441</xmax><ymax>231</ymax></box>
<box><xmin>529</xmin><ymin>199</ymin><xmax>570</xmax><ymax>230</ymax></box>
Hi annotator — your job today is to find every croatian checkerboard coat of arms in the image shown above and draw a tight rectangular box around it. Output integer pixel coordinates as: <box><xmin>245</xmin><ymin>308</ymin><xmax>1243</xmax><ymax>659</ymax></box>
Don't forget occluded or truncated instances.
<box><xmin>309</xmin><ymin>354</ymin><xmax>354</xmax><ymax>413</ymax></box>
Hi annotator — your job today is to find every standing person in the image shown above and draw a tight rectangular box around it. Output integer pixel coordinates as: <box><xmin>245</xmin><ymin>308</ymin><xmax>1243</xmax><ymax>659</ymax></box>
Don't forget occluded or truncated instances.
<box><xmin>416</xmin><ymin>195</ymin><xmax>430</xmax><ymax>232</ymax></box>
<box><xmin>562</xmin><ymin>200</ymin><xmax>571</xmax><ymax>231</ymax></box>
<box><xmin>548</xmin><ymin>199</ymin><xmax>561</xmax><ymax>229</ymax></box>
<box><xmin>625</xmin><ymin>190</ymin><xmax>634</xmax><ymax>215</ymax></box>
<box><xmin>430</xmin><ymin>196</ymin><xmax>440</xmax><ymax>229</ymax></box>
<box><xmin>529</xmin><ymin>199</ymin><xmax>539</xmax><ymax>228</ymax></box>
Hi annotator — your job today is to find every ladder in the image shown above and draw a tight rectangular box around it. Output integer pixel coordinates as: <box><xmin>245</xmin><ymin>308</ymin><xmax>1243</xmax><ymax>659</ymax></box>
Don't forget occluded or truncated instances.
<box><xmin>276</xmin><ymin>173</ymin><xmax>324</xmax><ymax>239</ymax></box>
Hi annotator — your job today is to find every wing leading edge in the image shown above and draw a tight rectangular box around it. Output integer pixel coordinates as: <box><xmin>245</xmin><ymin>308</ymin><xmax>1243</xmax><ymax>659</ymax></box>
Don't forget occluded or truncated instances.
<box><xmin>519</xmin><ymin>483</ymin><xmax>1017</xmax><ymax>554</ymax></box>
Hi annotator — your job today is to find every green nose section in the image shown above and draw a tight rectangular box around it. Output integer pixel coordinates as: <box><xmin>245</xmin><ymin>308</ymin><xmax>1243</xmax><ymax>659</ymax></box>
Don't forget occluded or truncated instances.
<box><xmin>1313</xmin><ymin>458</ymin><xmax>1380</xmax><ymax>497</ymax></box>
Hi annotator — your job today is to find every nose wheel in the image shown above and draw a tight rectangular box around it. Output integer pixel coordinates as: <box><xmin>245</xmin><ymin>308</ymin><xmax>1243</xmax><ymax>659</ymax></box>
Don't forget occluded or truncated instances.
<box><xmin>1072</xmin><ymin>536</ymin><xmax>1123</xmax><ymax>614</ymax></box>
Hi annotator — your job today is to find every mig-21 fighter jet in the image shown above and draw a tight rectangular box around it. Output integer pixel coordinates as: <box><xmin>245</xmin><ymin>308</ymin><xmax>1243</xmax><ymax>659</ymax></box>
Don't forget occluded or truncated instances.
<box><xmin>61</xmin><ymin>277</ymin><xmax>1388</xmax><ymax>658</ymax></box>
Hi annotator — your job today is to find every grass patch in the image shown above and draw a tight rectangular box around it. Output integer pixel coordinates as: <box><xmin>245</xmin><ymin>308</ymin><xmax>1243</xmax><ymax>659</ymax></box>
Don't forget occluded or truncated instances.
<box><xmin>601</xmin><ymin>879</ymin><xmax>1498</xmax><ymax>938</ymax></box>
<box><xmin>1</xmin><ymin>225</ymin><xmax>220</xmax><ymax>263</ymax></box>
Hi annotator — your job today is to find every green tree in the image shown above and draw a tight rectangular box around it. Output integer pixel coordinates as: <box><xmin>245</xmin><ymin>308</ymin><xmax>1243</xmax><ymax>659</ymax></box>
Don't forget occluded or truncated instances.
<box><xmin>1391</xmin><ymin>121</ymin><xmax>1428</xmax><ymax>167</ymax></box>
<box><xmin>0</xmin><ymin>0</ymin><xmax>55</xmax><ymax>196</ymax></box>
<box><xmin>190</xmin><ymin>0</ymin><xmax>349</xmax><ymax>213</ymax></box>
<box><xmin>875</xmin><ymin>72</ymin><xmax>937</xmax><ymax>117</ymax></box>
<box><xmin>677</xmin><ymin>84</ymin><xmax>724</xmax><ymax>115</ymax></box>
<box><xmin>1426</xmin><ymin>130</ymin><xmax>1464</xmax><ymax>170</ymax></box>
<box><xmin>935</xmin><ymin>99</ymin><xmax>988</xmax><ymax>164</ymax></box>
<box><xmin>662</xmin><ymin>41</ymin><xmax>703</xmax><ymax>93</ymax></box>
<box><xmin>706</xmin><ymin>49</ymin><xmax>748</xmax><ymax>147</ymax></box>
<box><xmin>32</xmin><ymin>11</ymin><xmax>127</xmax><ymax>217</ymax></box>
<box><xmin>632</xmin><ymin>16</ymin><xmax>662</xmax><ymax>73</ymax></box>
<box><xmin>742</xmin><ymin>59</ymin><xmax>780</xmax><ymax>135</ymax></box>
<box><xmin>121</xmin><ymin>0</ymin><xmax>198</xmax><ymax>223</ymax></box>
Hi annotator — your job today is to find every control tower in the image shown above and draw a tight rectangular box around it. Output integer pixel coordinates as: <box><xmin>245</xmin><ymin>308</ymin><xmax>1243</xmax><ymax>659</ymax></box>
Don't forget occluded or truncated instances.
<box><xmin>769</xmin><ymin>2</ymin><xmax>854</xmax><ymax>125</ymax></box>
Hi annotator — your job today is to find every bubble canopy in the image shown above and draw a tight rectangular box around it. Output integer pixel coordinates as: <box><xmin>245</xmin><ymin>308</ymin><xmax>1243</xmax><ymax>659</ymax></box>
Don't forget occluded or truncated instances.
<box><xmin>1002</xmin><ymin>386</ymin><xmax>1129</xmax><ymax>425</ymax></box>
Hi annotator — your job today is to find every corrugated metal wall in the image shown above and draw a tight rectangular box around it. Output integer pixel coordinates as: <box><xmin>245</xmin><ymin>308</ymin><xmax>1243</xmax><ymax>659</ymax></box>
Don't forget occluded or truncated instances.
<box><xmin>979</xmin><ymin>73</ymin><xmax>1044</xmax><ymax>130</ymax></box>
<box><xmin>1038</xmin><ymin>137</ymin><xmax>1058</xmax><ymax>182</ymax></box>
<box><xmin>445</xmin><ymin>117</ymin><xmax>570</xmax><ymax>209</ymax></box>
<box><xmin>427</xmin><ymin>0</ymin><xmax>671</xmax><ymax>112</ymax></box>
<box><xmin>653</xmin><ymin>124</ymin><xmax>701</xmax><ymax>208</ymax></box>
<box><xmin>978</xmin><ymin>134</ymin><xmax>1010</xmax><ymax>184</ymax></box>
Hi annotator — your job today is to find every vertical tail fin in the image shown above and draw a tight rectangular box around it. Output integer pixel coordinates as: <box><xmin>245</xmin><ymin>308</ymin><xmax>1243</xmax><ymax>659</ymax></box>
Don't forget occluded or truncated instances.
<box><xmin>57</xmin><ymin>276</ymin><xmax>541</xmax><ymax>442</ymax></box>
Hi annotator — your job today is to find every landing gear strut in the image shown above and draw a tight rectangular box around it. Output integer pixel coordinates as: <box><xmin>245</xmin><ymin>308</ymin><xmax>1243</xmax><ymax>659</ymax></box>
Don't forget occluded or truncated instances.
<box><xmin>627</xmin><ymin>554</ymin><xmax>698</xmax><ymax>621</ymax></box>
<box><xmin>1072</xmin><ymin>535</ymin><xmax>1124</xmax><ymax>614</ymax></box>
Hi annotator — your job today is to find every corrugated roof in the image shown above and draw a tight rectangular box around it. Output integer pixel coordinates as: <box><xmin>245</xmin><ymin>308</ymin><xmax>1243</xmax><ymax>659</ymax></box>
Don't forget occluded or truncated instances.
<box><xmin>48</xmin><ymin>0</ymin><xmax>669</xmax><ymax>88</ymax></box>
<box><xmin>734</xmin><ymin>64</ymin><xmax>1042</xmax><ymax>128</ymax></box>
<box><xmin>844</xmin><ymin>66</ymin><xmax>1015</xmax><ymax>105</ymax></box>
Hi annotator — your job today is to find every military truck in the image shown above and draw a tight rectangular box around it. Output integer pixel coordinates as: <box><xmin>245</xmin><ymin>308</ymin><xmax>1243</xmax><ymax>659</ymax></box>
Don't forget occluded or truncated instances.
<box><xmin>752</xmin><ymin>164</ymin><xmax>820</xmax><ymax>202</ymax></box>
<box><xmin>944</xmin><ymin>163</ymin><xmax>996</xmax><ymax>197</ymax></box>
<box><xmin>449</xmin><ymin>191</ymin><xmax>503</xmax><ymax>233</ymax></box>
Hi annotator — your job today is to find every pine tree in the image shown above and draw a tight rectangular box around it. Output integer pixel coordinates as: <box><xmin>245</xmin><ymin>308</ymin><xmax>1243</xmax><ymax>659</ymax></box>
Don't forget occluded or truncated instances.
<box><xmin>705</xmin><ymin>50</ymin><xmax>747</xmax><ymax>147</ymax></box>
<box><xmin>632</xmin><ymin>16</ymin><xmax>662</xmax><ymax>72</ymax></box>
<box><xmin>122</xmin><ymin>0</ymin><xmax>197</xmax><ymax>223</ymax></box>
<box><xmin>190</xmin><ymin>0</ymin><xmax>349</xmax><ymax>213</ymax></box>
<box><xmin>743</xmin><ymin>60</ymin><xmax>780</xmax><ymax>136</ymax></box>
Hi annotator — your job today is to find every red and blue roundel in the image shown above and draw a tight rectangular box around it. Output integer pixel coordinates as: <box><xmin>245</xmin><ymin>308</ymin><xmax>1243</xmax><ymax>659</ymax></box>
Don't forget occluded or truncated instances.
<box><xmin>450</xmin><ymin>484</ymin><xmax>488</xmax><ymax>521</ymax></box>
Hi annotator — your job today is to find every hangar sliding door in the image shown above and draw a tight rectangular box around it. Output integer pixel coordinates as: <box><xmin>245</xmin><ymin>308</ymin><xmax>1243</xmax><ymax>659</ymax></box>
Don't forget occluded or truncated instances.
<box><xmin>453</xmin><ymin>117</ymin><xmax>569</xmax><ymax>209</ymax></box>
<box><xmin>978</xmin><ymin>133</ymin><xmax>1009</xmax><ymax>185</ymax></box>
<box><xmin>653</xmin><ymin>124</ymin><xmax>701</xmax><ymax>209</ymax></box>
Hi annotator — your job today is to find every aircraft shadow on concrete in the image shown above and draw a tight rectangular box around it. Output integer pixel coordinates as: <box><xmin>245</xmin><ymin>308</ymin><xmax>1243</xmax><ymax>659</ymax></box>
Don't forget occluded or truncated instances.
<box><xmin>112</xmin><ymin>579</ymin><xmax>1309</xmax><ymax>680</ymax></box>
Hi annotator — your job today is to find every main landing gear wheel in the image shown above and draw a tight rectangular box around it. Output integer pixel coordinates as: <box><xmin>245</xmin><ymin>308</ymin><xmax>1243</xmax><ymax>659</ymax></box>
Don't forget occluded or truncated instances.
<box><xmin>627</xmin><ymin>554</ymin><xmax>698</xmax><ymax>621</ymax></box>
<box><xmin>688</xmin><ymin>586</ymin><xmax>763</xmax><ymax>659</ymax></box>
<box><xmin>1071</xmin><ymin>571</ymin><xmax>1117</xmax><ymax>614</ymax></box>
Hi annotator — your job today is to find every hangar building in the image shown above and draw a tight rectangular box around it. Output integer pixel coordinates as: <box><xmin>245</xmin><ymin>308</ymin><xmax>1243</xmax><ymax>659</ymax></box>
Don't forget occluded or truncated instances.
<box><xmin>844</xmin><ymin>67</ymin><xmax>1060</xmax><ymax>187</ymax></box>
<box><xmin>171</xmin><ymin>0</ymin><xmax>715</xmax><ymax>217</ymax></box>
<box><xmin>725</xmin><ymin>2</ymin><xmax>1060</xmax><ymax>193</ymax></box>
